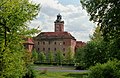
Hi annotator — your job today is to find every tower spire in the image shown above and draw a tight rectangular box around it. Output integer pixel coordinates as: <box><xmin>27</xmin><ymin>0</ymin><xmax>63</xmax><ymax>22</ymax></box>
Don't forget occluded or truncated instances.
<box><xmin>54</xmin><ymin>14</ymin><xmax>64</xmax><ymax>32</ymax></box>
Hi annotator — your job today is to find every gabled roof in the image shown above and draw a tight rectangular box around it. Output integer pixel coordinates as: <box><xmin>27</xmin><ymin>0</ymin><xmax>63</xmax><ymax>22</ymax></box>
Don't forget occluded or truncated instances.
<box><xmin>23</xmin><ymin>38</ymin><xmax>34</xmax><ymax>45</ymax></box>
<box><xmin>34</xmin><ymin>32</ymin><xmax>76</xmax><ymax>40</ymax></box>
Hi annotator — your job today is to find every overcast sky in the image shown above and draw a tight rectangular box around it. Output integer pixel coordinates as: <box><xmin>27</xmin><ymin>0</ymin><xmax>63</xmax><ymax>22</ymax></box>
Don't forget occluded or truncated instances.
<box><xmin>29</xmin><ymin>0</ymin><xmax>95</xmax><ymax>42</ymax></box>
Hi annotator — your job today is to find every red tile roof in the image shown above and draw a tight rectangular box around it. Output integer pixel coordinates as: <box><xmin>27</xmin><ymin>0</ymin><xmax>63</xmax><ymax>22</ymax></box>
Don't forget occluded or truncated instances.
<box><xmin>23</xmin><ymin>38</ymin><xmax>34</xmax><ymax>44</ymax></box>
<box><xmin>35</xmin><ymin>32</ymin><xmax>76</xmax><ymax>40</ymax></box>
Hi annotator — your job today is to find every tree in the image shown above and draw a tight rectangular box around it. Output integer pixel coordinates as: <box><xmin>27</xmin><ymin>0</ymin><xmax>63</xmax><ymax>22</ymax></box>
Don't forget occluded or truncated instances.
<box><xmin>65</xmin><ymin>48</ymin><xmax>74</xmax><ymax>64</ymax></box>
<box><xmin>38</xmin><ymin>52</ymin><xmax>46</xmax><ymax>63</ymax></box>
<box><xmin>55</xmin><ymin>50</ymin><xmax>64</xmax><ymax>65</ymax></box>
<box><xmin>76</xmin><ymin>40</ymin><xmax>108</xmax><ymax>68</ymax></box>
<box><xmin>81</xmin><ymin>0</ymin><xmax>120</xmax><ymax>42</ymax></box>
<box><xmin>81</xmin><ymin>0</ymin><xmax>120</xmax><ymax>62</ymax></box>
<box><xmin>47</xmin><ymin>51</ymin><xmax>54</xmax><ymax>64</ymax></box>
<box><xmin>75</xmin><ymin>46</ymin><xmax>85</xmax><ymax>67</ymax></box>
<box><xmin>90</xmin><ymin>26</ymin><xmax>103</xmax><ymax>41</ymax></box>
<box><xmin>0</xmin><ymin>0</ymin><xmax>40</xmax><ymax>77</ymax></box>
<box><xmin>32</xmin><ymin>49</ymin><xmax>38</xmax><ymax>63</ymax></box>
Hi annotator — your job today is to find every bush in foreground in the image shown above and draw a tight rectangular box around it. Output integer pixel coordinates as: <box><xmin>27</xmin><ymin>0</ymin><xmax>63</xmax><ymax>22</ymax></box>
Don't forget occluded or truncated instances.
<box><xmin>23</xmin><ymin>65</ymin><xmax>38</xmax><ymax>78</ymax></box>
<box><xmin>87</xmin><ymin>59</ymin><xmax>120</xmax><ymax>78</ymax></box>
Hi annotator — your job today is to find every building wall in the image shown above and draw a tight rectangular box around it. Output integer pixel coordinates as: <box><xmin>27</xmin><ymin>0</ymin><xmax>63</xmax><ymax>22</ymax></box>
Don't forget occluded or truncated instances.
<box><xmin>33</xmin><ymin>38</ymin><xmax>76</xmax><ymax>56</ymax></box>
<box><xmin>70</xmin><ymin>39</ymin><xmax>76</xmax><ymax>55</ymax></box>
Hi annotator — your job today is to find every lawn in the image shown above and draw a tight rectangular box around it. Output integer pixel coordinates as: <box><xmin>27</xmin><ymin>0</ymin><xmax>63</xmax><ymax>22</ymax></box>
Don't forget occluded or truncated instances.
<box><xmin>33</xmin><ymin>65</ymin><xmax>88</xmax><ymax>78</ymax></box>
<box><xmin>37</xmin><ymin>70</ymin><xmax>88</xmax><ymax>78</ymax></box>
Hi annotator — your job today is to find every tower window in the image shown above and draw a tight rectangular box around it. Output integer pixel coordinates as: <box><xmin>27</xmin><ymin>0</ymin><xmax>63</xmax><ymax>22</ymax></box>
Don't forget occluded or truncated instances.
<box><xmin>38</xmin><ymin>42</ymin><xmax>39</xmax><ymax>45</ymax></box>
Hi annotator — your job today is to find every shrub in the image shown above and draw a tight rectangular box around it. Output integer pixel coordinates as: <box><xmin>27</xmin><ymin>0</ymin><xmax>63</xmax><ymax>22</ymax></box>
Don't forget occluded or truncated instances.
<box><xmin>87</xmin><ymin>59</ymin><xmax>120</xmax><ymax>78</ymax></box>
<box><xmin>75</xmin><ymin>40</ymin><xmax>108</xmax><ymax>69</ymax></box>
<box><xmin>23</xmin><ymin>65</ymin><xmax>38</xmax><ymax>78</ymax></box>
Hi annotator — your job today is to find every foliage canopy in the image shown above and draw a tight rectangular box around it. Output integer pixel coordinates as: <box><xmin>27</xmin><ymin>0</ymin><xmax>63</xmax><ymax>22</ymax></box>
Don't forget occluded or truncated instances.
<box><xmin>81</xmin><ymin>0</ymin><xmax>120</xmax><ymax>42</ymax></box>
<box><xmin>0</xmin><ymin>0</ymin><xmax>40</xmax><ymax>77</ymax></box>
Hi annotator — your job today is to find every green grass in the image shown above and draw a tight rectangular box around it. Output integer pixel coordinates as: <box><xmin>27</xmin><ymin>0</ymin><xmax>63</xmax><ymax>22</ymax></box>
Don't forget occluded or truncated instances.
<box><xmin>37</xmin><ymin>71</ymin><xmax>88</xmax><ymax>78</ymax></box>
<box><xmin>33</xmin><ymin>65</ymin><xmax>88</xmax><ymax>78</ymax></box>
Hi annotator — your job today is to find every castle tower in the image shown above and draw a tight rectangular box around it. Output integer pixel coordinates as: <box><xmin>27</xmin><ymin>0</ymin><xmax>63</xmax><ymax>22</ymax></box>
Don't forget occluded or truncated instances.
<box><xmin>54</xmin><ymin>14</ymin><xmax>64</xmax><ymax>32</ymax></box>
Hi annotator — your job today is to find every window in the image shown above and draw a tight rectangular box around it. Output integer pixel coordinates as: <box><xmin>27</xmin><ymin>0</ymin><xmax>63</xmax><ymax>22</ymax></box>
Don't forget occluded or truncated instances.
<box><xmin>48</xmin><ymin>48</ymin><xmax>50</xmax><ymax>51</ymax></box>
<box><xmin>54</xmin><ymin>48</ymin><xmax>56</xmax><ymax>51</ymax></box>
<box><xmin>49</xmin><ymin>41</ymin><xmax>50</xmax><ymax>45</ymax></box>
<box><xmin>63</xmin><ymin>42</ymin><xmax>65</xmax><ymax>45</ymax></box>
<box><xmin>59</xmin><ymin>42</ymin><xmax>62</xmax><ymax>45</ymax></box>
<box><xmin>38</xmin><ymin>48</ymin><xmax>39</xmax><ymax>51</ymax></box>
<box><xmin>43</xmin><ymin>42</ymin><xmax>45</xmax><ymax>45</ymax></box>
<box><xmin>63</xmin><ymin>53</ymin><xmax>65</xmax><ymax>56</ymax></box>
<box><xmin>54</xmin><ymin>42</ymin><xmax>56</xmax><ymax>45</ymax></box>
<box><xmin>38</xmin><ymin>42</ymin><xmax>39</xmax><ymax>45</ymax></box>
<box><xmin>43</xmin><ymin>48</ymin><xmax>45</xmax><ymax>51</ymax></box>
<box><xmin>63</xmin><ymin>48</ymin><xmax>65</xmax><ymax>51</ymax></box>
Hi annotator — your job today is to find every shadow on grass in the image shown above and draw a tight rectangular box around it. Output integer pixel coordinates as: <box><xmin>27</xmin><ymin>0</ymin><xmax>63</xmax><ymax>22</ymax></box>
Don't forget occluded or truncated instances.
<box><xmin>63</xmin><ymin>73</ymin><xmax>88</xmax><ymax>78</ymax></box>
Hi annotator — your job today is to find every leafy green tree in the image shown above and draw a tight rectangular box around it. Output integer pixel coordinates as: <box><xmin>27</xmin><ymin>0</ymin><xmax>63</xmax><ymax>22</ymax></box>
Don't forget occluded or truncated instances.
<box><xmin>38</xmin><ymin>52</ymin><xmax>46</xmax><ymax>63</ymax></box>
<box><xmin>80</xmin><ymin>0</ymin><xmax>120</xmax><ymax>68</ymax></box>
<box><xmin>90</xmin><ymin>26</ymin><xmax>103</xmax><ymax>41</ymax></box>
<box><xmin>47</xmin><ymin>51</ymin><xmax>54</xmax><ymax>64</ymax></box>
<box><xmin>76</xmin><ymin>41</ymin><xmax>108</xmax><ymax>68</ymax></box>
<box><xmin>65</xmin><ymin>48</ymin><xmax>74</xmax><ymax>64</ymax></box>
<box><xmin>107</xmin><ymin>40</ymin><xmax>120</xmax><ymax>60</ymax></box>
<box><xmin>81</xmin><ymin>0</ymin><xmax>120</xmax><ymax>43</ymax></box>
<box><xmin>32</xmin><ymin>49</ymin><xmax>38</xmax><ymax>63</ymax></box>
<box><xmin>55</xmin><ymin>50</ymin><xmax>64</xmax><ymax>65</ymax></box>
<box><xmin>75</xmin><ymin>46</ymin><xmax>85</xmax><ymax>67</ymax></box>
<box><xmin>0</xmin><ymin>0</ymin><xmax>40</xmax><ymax>77</ymax></box>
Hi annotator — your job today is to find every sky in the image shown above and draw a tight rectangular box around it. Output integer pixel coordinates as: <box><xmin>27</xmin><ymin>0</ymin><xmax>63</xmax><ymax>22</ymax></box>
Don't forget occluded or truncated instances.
<box><xmin>29</xmin><ymin>0</ymin><xmax>95</xmax><ymax>42</ymax></box>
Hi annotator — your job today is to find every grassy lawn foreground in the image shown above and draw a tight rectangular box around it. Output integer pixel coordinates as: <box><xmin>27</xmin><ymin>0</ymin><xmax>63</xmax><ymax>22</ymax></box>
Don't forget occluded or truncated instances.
<box><xmin>37</xmin><ymin>71</ymin><xmax>88</xmax><ymax>78</ymax></box>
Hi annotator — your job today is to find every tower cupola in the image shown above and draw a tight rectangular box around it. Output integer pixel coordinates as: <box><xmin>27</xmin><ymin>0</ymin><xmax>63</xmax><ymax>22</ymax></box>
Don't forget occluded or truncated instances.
<box><xmin>54</xmin><ymin>14</ymin><xmax>64</xmax><ymax>32</ymax></box>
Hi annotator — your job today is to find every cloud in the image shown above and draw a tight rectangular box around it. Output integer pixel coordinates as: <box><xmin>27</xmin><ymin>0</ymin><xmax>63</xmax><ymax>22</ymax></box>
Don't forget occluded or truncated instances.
<box><xmin>29</xmin><ymin>0</ymin><xmax>95</xmax><ymax>42</ymax></box>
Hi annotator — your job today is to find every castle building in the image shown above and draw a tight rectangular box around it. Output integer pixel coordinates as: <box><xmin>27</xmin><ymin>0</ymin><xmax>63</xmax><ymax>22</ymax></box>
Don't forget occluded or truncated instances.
<box><xmin>33</xmin><ymin>14</ymin><xmax>85</xmax><ymax>56</ymax></box>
